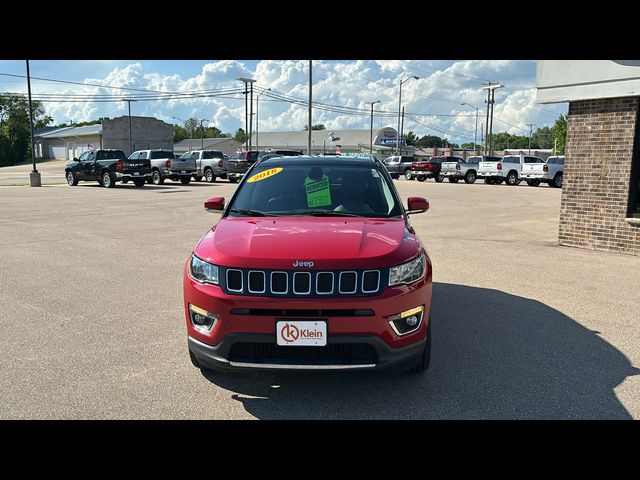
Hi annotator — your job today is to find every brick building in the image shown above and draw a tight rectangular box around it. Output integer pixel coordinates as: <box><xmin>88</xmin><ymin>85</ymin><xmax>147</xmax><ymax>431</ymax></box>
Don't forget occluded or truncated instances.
<box><xmin>537</xmin><ymin>61</ymin><xmax>640</xmax><ymax>256</ymax></box>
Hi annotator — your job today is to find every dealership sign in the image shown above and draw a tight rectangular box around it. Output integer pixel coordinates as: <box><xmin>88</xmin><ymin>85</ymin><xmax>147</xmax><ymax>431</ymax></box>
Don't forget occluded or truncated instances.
<box><xmin>379</xmin><ymin>138</ymin><xmax>405</xmax><ymax>145</ymax></box>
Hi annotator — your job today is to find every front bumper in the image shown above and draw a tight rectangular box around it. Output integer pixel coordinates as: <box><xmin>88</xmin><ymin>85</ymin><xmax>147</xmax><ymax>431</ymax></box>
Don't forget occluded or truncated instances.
<box><xmin>184</xmin><ymin>264</ymin><xmax>432</xmax><ymax>372</ymax></box>
<box><xmin>189</xmin><ymin>333</ymin><xmax>425</xmax><ymax>372</ymax></box>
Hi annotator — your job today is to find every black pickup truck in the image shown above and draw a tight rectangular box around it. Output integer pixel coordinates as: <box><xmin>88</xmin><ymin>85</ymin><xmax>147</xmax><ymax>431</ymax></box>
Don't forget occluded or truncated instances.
<box><xmin>65</xmin><ymin>149</ymin><xmax>152</xmax><ymax>188</ymax></box>
<box><xmin>226</xmin><ymin>150</ymin><xmax>260</xmax><ymax>183</ymax></box>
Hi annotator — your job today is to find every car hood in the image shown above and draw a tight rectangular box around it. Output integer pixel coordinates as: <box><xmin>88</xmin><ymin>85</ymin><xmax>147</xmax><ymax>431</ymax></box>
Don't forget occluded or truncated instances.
<box><xmin>194</xmin><ymin>216</ymin><xmax>422</xmax><ymax>270</ymax></box>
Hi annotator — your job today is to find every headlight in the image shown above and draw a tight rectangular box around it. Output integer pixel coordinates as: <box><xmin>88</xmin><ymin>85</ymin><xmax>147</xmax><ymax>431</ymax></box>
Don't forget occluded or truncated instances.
<box><xmin>189</xmin><ymin>254</ymin><xmax>219</xmax><ymax>285</ymax></box>
<box><xmin>388</xmin><ymin>254</ymin><xmax>425</xmax><ymax>286</ymax></box>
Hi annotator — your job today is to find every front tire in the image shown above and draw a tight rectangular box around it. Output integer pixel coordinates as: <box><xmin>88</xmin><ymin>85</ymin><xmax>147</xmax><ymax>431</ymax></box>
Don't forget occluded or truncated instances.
<box><xmin>526</xmin><ymin>179</ymin><xmax>541</xmax><ymax>187</ymax></box>
<box><xmin>551</xmin><ymin>173</ymin><xmax>563</xmax><ymax>188</ymax></box>
<box><xmin>180</xmin><ymin>176</ymin><xmax>191</xmax><ymax>184</ymax></box>
<box><xmin>204</xmin><ymin>168</ymin><xmax>216</xmax><ymax>183</ymax></box>
<box><xmin>416</xmin><ymin>175</ymin><xmax>426</xmax><ymax>182</ymax></box>
<box><xmin>66</xmin><ymin>171</ymin><xmax>78</xmax><ymax>186</ymax></box>
<box><xmin>121</xmin><ymin>178</ymin><xmax>129</xmax><ymax>184</ymax></box>
<box><xmin>404</xmin><ymin>170</ymin><xmax>413</xmax><ymax>180</ymax></box>
<box><xmin>464</xmin><ymin>171</ymin><xmax>477</xmax><ymax>184</ymax></box>
<box><xmin>414</xmin><ymin>318</ymin><xmax>432</xmax><ymax>373</ymax></box>
<box><xmin>228</xmin><ymin>176</ymin><xmax>238</xmax><ymax>184</ymax></box>
<box><xmin>133</xmin><ymin>179</ymin><xmax>145</xmax><ymax>187</ymax></box>
<box><xmin>434</xmin><ymin>173</ymin><xmax>444</xmax><ymax>183</ymax></box>
<box><xmin>448</xmin><ymin>176</ymin><xmax>459</xmax><ymax>183</ymax></box>
<box><xmin>152</xmin><ymin>170</ymin><xmax>164</xmax><ymax>185</ymax></box>
<box><xmin>101</xmin><ymin>171</ymin><xmax>115</xmax><ymax>188</ymax></box>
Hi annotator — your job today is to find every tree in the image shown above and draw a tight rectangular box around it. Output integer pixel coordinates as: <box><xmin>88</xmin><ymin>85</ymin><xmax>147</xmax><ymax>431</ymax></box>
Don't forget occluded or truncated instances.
<box><xmin>205</xmin><ymin>126</ymin><xmax>223</xmax><ymax>138</ymax></box>
<box><xmin>404</xmin><ymin>131</ymin><xmax>418</xmax><ymax>146</ymax></box>
<box><xmin>234</xmin><ymin>128</ymin><xmax>248</xmax><ymax>144</ymax></box>
<box><xmin>173</xmin><ymin>124</ymin><xmax>189</xmax><ymax>143</ymax></box>
<box><xmin>183</xmin><ymin>118</ymin><xmax>199</xmax><ymax>140</ymax></box>
<box><xmin>552</xmin><ymin>114</ymin><xmax>567</xmax><ymax>154</ymax></box>
<box><xmin>531</xmin><ymin>126</ymin><xmax>554</xmax><ymax>149</ymax></box>
<box><xmin>0</xmin><ymin>94</ymin><xmax>52</xmax><ymax>166</ymax></box>
<box><xmin>416</xmin><ymin>134</ymin><xmax>445</xmax><ymax>148</ymax></box>
<box><xmin>304</xmin><ymin>124</ymin><xmax>326</xmax><ymax>130</ymax></box>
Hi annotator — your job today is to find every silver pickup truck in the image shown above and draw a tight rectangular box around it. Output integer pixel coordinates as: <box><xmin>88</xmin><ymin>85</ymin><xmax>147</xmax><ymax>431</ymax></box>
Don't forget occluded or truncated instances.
<box><xmin>440</xmin><ymin>156</ymin><xmax>490</xmax><ymax>184</ymax></box>
<box><xmin>186</xmin><ymin>150</ymin><xmax>228</xmax><ymax>183</ymax></box>
<box><xmin>478</xmin><ymin>154</ymin><xmax>544</xmax><ymax>186</ymax></box>
<box><xmin>129</xmin><ymin>149</ymin><xmax>197</xmax><ymax>185</ymax></box>
<box><xmin>520</xmin><ymin>155</ymin><xmax>564</xmax><ymax>188</ymax></box>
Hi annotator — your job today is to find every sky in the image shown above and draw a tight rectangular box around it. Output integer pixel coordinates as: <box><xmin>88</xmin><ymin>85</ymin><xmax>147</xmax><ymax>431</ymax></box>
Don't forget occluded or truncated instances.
<box><xmin>0</xmin><ymin>60</ymin><xmax>567</xmax><ymax>144</ymax></box>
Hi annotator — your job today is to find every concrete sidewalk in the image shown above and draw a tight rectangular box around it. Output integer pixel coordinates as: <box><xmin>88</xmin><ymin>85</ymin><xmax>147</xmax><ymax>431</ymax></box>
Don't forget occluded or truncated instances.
<box><xmin>0</xmin><ymin>159</ymin><xmax>68</xmax><ymax>186</ymax></box>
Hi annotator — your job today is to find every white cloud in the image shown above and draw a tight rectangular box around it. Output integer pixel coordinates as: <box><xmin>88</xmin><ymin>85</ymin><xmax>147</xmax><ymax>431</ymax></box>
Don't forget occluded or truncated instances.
<box><xmin>30</xmin><ymin>60</ymin><xmax>566</xmax><ymax>143</ymax></box>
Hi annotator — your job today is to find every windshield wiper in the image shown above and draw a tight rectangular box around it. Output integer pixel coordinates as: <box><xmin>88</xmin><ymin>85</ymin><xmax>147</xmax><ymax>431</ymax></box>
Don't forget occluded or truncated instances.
<box><xmin>228</xmin><ymin>208</ymin><xmax>274</xmax><ymax>217</ymax></box>
<box><xmin>295</xmin><ymin>209</ymin><xmax>363</xmax><ymax>217</ymax></box>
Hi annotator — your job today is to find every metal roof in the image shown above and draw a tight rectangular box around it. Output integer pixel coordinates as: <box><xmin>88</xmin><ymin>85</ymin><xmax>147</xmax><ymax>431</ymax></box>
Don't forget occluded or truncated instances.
<box><xmin>174</xmin><ymin>137</ymin><xmax>235</xmax><ymax>149</ymax></box>
<box><xmin>39</xmin><ymin>124</ymin><xmax>102</xmax><ymax>138</ymax></box>
<box><xmin>251</xmin><ymin>128</ymin><xmax>397</xmax><ymax>150</ymax></box>
<box><xmin>260</xmin><ymin>155</ymin><xmax>377</xmax><ymax>167</ymax></box>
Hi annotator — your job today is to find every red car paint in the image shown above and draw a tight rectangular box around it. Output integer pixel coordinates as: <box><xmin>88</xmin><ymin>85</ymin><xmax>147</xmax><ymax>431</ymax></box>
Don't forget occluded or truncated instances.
<box><xmin>183</xmin><ymin>156</ymin><xmax>433</xmax><ymax>373</ymax></box>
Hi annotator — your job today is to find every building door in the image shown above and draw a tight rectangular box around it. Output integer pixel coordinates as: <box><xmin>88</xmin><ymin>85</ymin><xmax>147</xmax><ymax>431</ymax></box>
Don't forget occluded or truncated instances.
<box><xmin>48</xmin><ymin>144</ymin><xmax>66</xmax><ymax>159</ymax></box>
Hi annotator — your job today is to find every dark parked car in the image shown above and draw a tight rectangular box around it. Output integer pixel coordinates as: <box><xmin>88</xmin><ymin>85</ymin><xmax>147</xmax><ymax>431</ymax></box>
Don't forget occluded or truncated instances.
<box><xmin>226</xmin><ymin>151</ymin><xmax>260</xmax><ymax>183</ymax></box>
<box><xmin>65</xmin><ymin>149</ymin><xmax>151</xmax><ymax>188</ymax></box>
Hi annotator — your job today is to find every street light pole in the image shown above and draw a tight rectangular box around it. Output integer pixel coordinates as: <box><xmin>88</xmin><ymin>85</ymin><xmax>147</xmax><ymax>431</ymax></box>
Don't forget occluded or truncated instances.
<box><xmin>369</xmin><ymin>100</ymin><xmax>380</xmax><ymax>154</ymax></box>
<box><xmin>397</xmin><ymin>76</ymin><xmax>419</xmax><ymax>155</ymax></box>
<box><xmin>308</xmin><ymin>60</ymin><xmax>312</xmax><ymax>155</ymax></box>
<box><xmin>26</xmin><ymin>60</ymin><xmax>40</xmax><ymax>187</ymax></box>
<box><xmin>256</xmin><ymin>88</ymin><xmax>271</xmax><ymax>150</ymax></box>
<box><xmin>122</xmin><ymin>98</ymin><xmax>137</xmax><ymax>156</ymax></box>
<box><xmin>461</xmin><ymin>103</ymin><xmax>479</xmax><ymax>154</ymax></box>
<box><xmin>527</xmin><ymin>123</ymin><xmax>536</xmax><ymax>154</ymax></box>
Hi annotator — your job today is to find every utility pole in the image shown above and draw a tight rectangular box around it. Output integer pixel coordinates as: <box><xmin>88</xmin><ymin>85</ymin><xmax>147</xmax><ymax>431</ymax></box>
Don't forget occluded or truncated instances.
<box><xmin>26</xmin><ymin>60</ymin><xmax>40</xmax><ymax>187</ymax></box>
<box><xmin>122</xmin><ymin>98</ymin><xmax>137</xmax><ymax>156</ymax></box>
<box><xmin>248</xmin><ymin>81</ymin><xmax>254</xmax><ymax>151</ymax></box>
<box><xmin>482</xmin><ymin>82</ymin><xmax>504</xmax><ymax>155</ymax></box>
<box><xmin>527</xmin><ymin>123</ymin><xmax>536</xmax><ymax>154</ymax></box>
<box><xmin>553</xmin><ymin>137</ymin><xmax>557</xmax><ymax>156</ymax></box>
<box><xmin>308</xmin><ymin>60</ymin><xmax>312</xmax><ymax>155</ymax></box>
<box><xmin>369</xmin><ymin>100</ymin><xmax>380</xmax><ymax>153</ymax></box>
<box><xmin>480</xmin><ymin>122</ymin><xmax>484</xmax><ymax>153</ymax></box>
<box><xmin>237</xmin><ymin>77</ymin><xmax>255</xmax><ymax>151</ymax></box>
<box><xmin>400</xmin><ymin>106</ymin><xmax>405</xmax><ymax>155</ymax></box>
<box><xmin>397</xmin><ymin>75</ymin><xmax>419</xmax><ymax>155</ymax></box>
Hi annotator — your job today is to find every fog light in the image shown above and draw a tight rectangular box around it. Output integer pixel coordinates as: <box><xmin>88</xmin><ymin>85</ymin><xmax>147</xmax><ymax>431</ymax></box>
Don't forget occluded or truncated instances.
<box><xmin>189</xmin><ymin>304</ymin><xmax>219</xmax><ymax>334</ymax></box>
<box><xmin>389</xmin><ymin>306</ymin><xmax>424</xmax><ymax>336</ymax></box>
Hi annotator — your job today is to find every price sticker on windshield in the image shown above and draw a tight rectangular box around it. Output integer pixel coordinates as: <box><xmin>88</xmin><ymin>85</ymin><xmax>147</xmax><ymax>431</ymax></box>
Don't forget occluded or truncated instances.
<box><xmin>247</xmin><ymin>167</ymin><xmax>283</xmax><ymax>183</ymax></box>
<box><xmin>305</xmin><ymin>175</ymin><xmax>332</xmax><ymax>207</ymax></box>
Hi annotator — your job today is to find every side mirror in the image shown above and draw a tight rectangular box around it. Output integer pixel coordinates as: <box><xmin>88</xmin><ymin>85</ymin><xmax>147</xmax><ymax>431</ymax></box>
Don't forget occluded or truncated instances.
<box><xmin>407</xmin><ymin>196</ymin><xmax>429</xmax><ymax>214</ymax></box>
<box><xmin>73</xmin><ymin>157</ymin><xmax>79</xmax><ymax>162</ymax></box>
<box><xmin>204</xmin><ymin>196</ymin><xmax>225</xmax><ymax>212</ymax></box>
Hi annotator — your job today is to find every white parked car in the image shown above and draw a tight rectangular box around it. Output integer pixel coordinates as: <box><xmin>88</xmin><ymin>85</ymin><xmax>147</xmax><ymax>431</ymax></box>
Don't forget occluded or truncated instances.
<box><xmin>478</xmin><ymin>154</ymin><xmax>544</xmax><ymax>186</ymax></box>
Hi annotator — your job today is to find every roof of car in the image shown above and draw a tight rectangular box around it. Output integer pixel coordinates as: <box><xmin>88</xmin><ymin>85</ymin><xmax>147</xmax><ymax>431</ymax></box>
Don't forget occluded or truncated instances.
<box><xmin>259</xmin><ymin>155</ymin><xmax>378</xmax><ymax>167</ymax></box>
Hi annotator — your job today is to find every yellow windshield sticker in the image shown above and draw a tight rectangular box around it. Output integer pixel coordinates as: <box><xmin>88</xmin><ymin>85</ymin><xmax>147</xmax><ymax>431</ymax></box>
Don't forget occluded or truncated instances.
<box><xmin>247</xmin><ymin>167</ymin><xmax>283</xmax><ymax>183</ymax></box>
<box><xmin>304</xmin><ymin>174</ymin><xmax>332</xmax><ymax>207</ymax></box>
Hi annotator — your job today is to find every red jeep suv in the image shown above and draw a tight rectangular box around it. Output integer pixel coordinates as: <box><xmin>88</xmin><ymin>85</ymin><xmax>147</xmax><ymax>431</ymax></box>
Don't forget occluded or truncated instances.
<box><xmin>184</xmin><ymin>155</ymin><xmax>433</xmax><ymax>373</ymax></box>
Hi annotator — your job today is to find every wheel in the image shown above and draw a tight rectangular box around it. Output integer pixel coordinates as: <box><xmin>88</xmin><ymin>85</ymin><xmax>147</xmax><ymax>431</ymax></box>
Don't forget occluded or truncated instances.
<box><xmin>464</xmin><ymin>171</ymin><xmax>477</xmax><ymax>184</ymax></box>
<box><xmin>193</xmin><ymin>175</ymin><xmax>203</xmax><ymax>182</ymax></box>
<box><xmin>152</xmin><ymin>170</ymin><xmax>164</xmax><ymax>185</ymax></box>
<box><xmin>551</xmin><ymin>173</ymin><xmax>563</xmax><ymax>188</ymax></box>
<box><xmin>526</xmin><ymin>179</ymin><xmax>540</xmax><ymax>187</ymax></box>
<box><xmin>180</xmin><ymin>176</ymin><xmax>191</xmax><ymax>184</ymax></box>
<box><xmin>228</xmin><ymin>176</ymin><xmax>238</xmax><ymax>184</ymax></box>
<box><xmin>391</xmin><ymin>173</ymin><xmax>399</xmax><ymax>180</ymax></box>
<box><xmin>404</xmin><ymin>170</ymin><xmax>413</xmax><ymax>180</ymax></box>
<box><xmin>448</xmin><ymin>176</ymin><xmax>459</xmax><ymax>183</ymax></box>
<box><xmin>484</xmin><ymin>178</ymin><xmax>494</xmax><ymax>184</ymax></box>
<box><xmin>101</xmin><ymin>171</ymin><xmax>115</xmax><ymax>188</ymax></box>
<box><xmin>495</xmin><ymin>178</ymin><xmax>504</xmax><ymax>184</ymax></box>
<box><xmin>204</xmin><ymin>168</ymin><xmax>216</xmax><ymax>183</ymax></box>
<box><xmin>505</xmin><ymin>171</ymin><xmax>519</xmax><ymax>186</ymax></box>
<box><xmin>414</xmin><ymin>318</ymin><xmax>431</xmax><ymax>373</ymax></box>
<box><xmin>66</xmin><ymin>171</ymin><xmax>78</xmax><ymax>186</ymax></box>
<box><xmin>121</xmin><ymin>178</ymin><xmax>129</xmax><ymax>184</ymax></box>
<box><xmin>434</xmin><ymin>174</ymin><xmax>444</xmax><ymax>183</ymax></box>
<box><xmin>133</xmin><ymin>179</ymin><xmax>145</xmax><ymax>187</ymax></box>
<box><xmin>416</xmin><ymin>175</ymin><xmax>426</xmax><ymax>182</ymax></box>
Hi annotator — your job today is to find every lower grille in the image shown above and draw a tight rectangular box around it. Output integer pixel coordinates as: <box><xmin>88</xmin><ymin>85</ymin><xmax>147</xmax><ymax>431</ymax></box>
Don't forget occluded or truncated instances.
<box><xmin>229</xmin><ymin>343</ymin><xmax>378</xmax><ymax>365</ymax></box>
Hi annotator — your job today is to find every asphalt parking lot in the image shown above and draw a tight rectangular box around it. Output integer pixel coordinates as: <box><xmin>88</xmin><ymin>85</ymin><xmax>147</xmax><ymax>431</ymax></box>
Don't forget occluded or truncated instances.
<box><xmin>1</xmin><ymin>164</ymin><xmax>639</xmax><ymax>419</ymax></box>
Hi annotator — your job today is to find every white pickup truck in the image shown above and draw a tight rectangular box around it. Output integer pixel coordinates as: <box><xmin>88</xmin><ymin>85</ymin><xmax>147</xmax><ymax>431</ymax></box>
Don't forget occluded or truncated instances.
<box><xmin>440</xmin><ymin>155</ymin><xmax>497</xmax><ymax>184</ymax></box>
<box><xmin>520</xmin><ymin>155</ymin><xmax>564</xmax><ymax>188</ymax></box>
<box><xmin>478</xmin><ymin>154</ymin><xmax>545</xmax><ymax>186</ymax></box>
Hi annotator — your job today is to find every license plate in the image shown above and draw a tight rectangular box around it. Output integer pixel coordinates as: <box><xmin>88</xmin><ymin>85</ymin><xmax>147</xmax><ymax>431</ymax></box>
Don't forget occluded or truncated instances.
<box><xmin>276</xmin><ymin>320</ymin><xmax>327</xmax><ymax>346</ymax></box>
<box><xmin>181</xmin><ymin>171</ymin><xmax>186</xmax><ymax>174</ymax></box>
<box><xmin>133</xmin><ymin>172</ymin><xmax>139</xmax><ymax>176</ymax></box>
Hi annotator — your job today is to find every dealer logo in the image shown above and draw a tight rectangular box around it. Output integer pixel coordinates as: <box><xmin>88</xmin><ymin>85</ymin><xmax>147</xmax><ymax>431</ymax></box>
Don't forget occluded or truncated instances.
<box><xmin>280</xmin><ymin>323</ymin><xmax>300</xmax><ymax>343</ymax></box>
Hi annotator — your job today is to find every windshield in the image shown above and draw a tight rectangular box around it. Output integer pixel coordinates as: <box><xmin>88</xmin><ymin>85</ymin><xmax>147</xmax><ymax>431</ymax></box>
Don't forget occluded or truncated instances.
<box><xmin>228</xmin><ymin>164</ymin><xmax>402</xmax><ymax>218</ymax></box>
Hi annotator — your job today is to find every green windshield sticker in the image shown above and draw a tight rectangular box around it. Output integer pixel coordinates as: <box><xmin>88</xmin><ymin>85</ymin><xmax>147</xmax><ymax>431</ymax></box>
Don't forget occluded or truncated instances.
<box><xmin>304</xmin><ymin>175</ymin><xmax>332</xmax><ymax>207</ymax></box>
